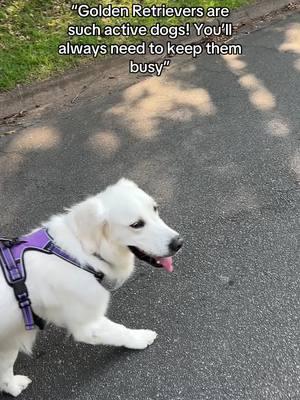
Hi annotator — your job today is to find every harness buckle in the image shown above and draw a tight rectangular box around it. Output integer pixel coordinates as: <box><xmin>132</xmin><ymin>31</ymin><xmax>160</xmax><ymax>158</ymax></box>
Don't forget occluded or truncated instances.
<box><xmin>12</xmin><ymin>280</ymin><xmax>29</xmax><ymax>299</ymax></box>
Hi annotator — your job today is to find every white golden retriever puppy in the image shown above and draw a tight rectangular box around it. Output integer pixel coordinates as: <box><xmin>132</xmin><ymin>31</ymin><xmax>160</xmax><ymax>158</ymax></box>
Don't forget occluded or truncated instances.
<box><xmin>0</xmin><ymin>178</ymin><xmax>183</xmax><ymax>397</ymax></box>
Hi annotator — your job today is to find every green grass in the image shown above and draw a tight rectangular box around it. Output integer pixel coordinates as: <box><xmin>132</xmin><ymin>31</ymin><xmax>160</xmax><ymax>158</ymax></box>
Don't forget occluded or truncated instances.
<box><xmin>0</xmin><ymin>0</ymin><xmax>250</xmax><ymax>91</ymax></box>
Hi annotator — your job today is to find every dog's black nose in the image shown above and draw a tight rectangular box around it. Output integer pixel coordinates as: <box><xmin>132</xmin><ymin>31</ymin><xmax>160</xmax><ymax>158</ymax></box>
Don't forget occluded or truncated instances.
<box><xmin>169</xmin><ymin>236</ymin><xmax>183</xmax><ymax>253</ymax></box>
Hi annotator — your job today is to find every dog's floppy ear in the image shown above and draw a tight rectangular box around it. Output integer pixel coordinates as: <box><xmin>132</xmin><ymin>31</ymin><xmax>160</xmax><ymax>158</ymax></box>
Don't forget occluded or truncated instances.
<box><xmin>70</xmin><ymin>197</ymin><xmax>107</xmax><ymax>254</ymax></box>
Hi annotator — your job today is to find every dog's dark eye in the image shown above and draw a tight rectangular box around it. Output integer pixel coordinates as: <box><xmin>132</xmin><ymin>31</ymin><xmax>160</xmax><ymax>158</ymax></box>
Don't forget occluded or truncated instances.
<box><xmin>130</xmin><ymin>220</ymin><xmax>145</xmax><ymax>229</ymax></box>
<box><xmin>153</xmin><ymin>205</ymin><xmax>158</xmax><ymax>212</ymax></box>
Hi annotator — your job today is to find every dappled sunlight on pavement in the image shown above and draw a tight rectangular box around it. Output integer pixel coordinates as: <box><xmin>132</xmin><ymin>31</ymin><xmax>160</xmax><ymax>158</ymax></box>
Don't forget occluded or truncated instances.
<box><xmin>124</xmin><ymin>156</ymin><xmax>177</xmax><ymax>203</ymax></box>
<box><xmin>0</xmin><ymin>125</ymin><xmax>61</xmax><ymax>227</ymax></box>
<box><xmin>0</xmin><ymin>153</ymin><xmax>23</xmax><ymax>177</ymax></box>
<box><xmin>0</xmin><ymin>126</ymin><xmax>60</xmax><ymax>179</ymax></box>
<box><xmin>223</xmin><ymin>53</ymin><xmax>288</xmax><ymax>140</ymax></box>
<box><xmin>279</xmin><ymin>22</ymin><xmax>300</xmax><ymax>72</ymax></box>
<box><xmin>221</xmin><ymin>51</ymin><xmax>297</xmax><ymax>201</ymax></box>
<box><xmin>290</xmin><ymin>152</ymin><xmax>300</xmax><ymax>180</ymax></box>
<box><xmin>87</xmin><ymin>130</ymin><xmax>120</xmax><ymax>156</ymax></box>
<box><xmin>294</xmin><ymin>58</ymin><xmax>300</xmax><ymax>71</ymax></box>
<box><xmin>222</xmin><ymin>54</ymin><xmax>247</xmax><ymax>73</ymax></box>
<box><xmin>279</xmin><ymin>22</ymin><xmax>300</xmax><ymax>54</ymax></box>
<box><xmin>108</xmin><ymin>77</ymin><xmax>216</xmax><ymax>138</ymax></box>
<box><xmin>7</xmin><ymin>126</ymin><xmax>60</xmax><ymax>152</ymax></box>
<box><xmin>223</xmin><ymin>55</ymin><xmax>276</xmax><ymax>111</ymax></box>
<box><xmin>238</xmin><ymin>74</ymin><xmax>276</xmax><ymax>111</ymax></box>
<box><xmin>220</xmin><ymin>186</ymin><xmax>259</xmax><ymax>214</ymax></box>
<box><xmin>266</xmin><ymin>118</ymin><xmax>290</xmax><ymax>138</ymax></box>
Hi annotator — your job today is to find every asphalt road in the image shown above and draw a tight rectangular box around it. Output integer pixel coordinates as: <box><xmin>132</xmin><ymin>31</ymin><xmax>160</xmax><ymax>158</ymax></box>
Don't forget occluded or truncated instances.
<box><xmin>0</xmin><ymin>12</ymin><xmax>299</xmax><ymax>400</ymax></box>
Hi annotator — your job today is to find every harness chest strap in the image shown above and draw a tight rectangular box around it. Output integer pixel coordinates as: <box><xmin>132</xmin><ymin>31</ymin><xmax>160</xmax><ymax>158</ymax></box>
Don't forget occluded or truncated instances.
<box><xmin>0</xmin><ymin>229</ymin><xmax>105</xmax><ymax>331</ymax></box>
<box><xmin>0</xmin><ymin>239</ymin><xmax>42</xmax><ymax>330</ymax></box>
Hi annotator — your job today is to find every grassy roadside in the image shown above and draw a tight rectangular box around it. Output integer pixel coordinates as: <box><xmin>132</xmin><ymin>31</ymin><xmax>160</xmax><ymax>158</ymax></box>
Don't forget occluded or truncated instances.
<box><xmin>0</xmin><ymin>0</ymin><xmax>250</xmax><ymax>91</ymax></box>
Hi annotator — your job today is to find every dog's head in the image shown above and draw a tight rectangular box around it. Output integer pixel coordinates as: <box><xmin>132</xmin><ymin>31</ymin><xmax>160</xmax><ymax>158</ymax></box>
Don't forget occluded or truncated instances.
<box><xmin>71</xmin><ymin>179</ymin><xmax>183</xmax><ymax>272</ymax></box>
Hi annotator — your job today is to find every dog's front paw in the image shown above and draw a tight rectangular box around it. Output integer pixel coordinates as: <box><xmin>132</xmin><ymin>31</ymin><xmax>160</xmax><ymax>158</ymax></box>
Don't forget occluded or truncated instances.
<box><xmin>125</xmin><ymin>329</ymin><xmax>157</xmax><ymax>350</ymax></box>
<box><xmin>1</xmin><ymin>375</ymin><xmax>32</xmax><ymax>397</ymax></box>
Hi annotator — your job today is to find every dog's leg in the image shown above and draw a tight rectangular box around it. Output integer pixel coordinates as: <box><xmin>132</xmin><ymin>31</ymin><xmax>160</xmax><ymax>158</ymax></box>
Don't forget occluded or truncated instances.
<box><xmin>0</xmin><ymin>349</ymin><xmax>32</xmax><ymax>397</ymax></box>
<box><xmin>73</xmin><ymin>316</ymin><xmax>157</xmax><ymax>350</ymax></box>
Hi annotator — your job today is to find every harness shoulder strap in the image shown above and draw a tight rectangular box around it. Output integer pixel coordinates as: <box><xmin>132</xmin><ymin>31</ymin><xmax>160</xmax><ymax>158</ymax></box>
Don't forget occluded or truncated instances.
<box><xmin>43</xmin><ymin>232</ymin><xmax>105</xmax><ymax>283</ymax></box>
<box><xmin>0</xmin><ymin>242</ymin><xmax>44</xmax><ymax>330</ymax></box>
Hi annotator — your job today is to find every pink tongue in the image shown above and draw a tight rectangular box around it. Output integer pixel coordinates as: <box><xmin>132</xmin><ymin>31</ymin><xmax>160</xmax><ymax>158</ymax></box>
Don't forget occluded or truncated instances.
<box><xmin>157</xmin><ymin>257</ymin><xmax>174</xmax><ymax>272</ymax></box>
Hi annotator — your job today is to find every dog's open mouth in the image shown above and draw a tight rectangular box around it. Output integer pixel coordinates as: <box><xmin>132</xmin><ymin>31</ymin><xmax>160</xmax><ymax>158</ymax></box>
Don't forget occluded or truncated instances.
<box><xmin>128</xmin><ymin>246</ymin><xmax>173</xmax><ymax>272</ymax></box>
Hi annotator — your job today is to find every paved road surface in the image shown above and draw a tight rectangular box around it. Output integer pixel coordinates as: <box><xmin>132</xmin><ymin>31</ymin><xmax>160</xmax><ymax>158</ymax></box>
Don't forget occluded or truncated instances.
<box><xmin>0</xmin><ymin>12</ymin><xmax>299</xmax><ymax>400</ymax></box>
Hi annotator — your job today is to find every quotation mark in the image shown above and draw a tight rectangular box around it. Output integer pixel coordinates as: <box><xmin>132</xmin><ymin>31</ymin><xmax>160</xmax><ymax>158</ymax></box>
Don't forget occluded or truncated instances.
<box><xmin>71</xmin><ymin>4</ymin><xmax>78</xmax><ymax>11</ymax></box>
<box><xmin>129</xmin><ymin>58</ymin><xmax>171</xmax><ymax>76</ymax></box>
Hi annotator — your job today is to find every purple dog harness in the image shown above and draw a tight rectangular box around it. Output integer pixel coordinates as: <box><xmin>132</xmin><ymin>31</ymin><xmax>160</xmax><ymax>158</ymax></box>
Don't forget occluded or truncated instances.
<box><xmin>0</xmin><ymin>229</ymin><xmax>104</xmax><ymax>330</ymax></box>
